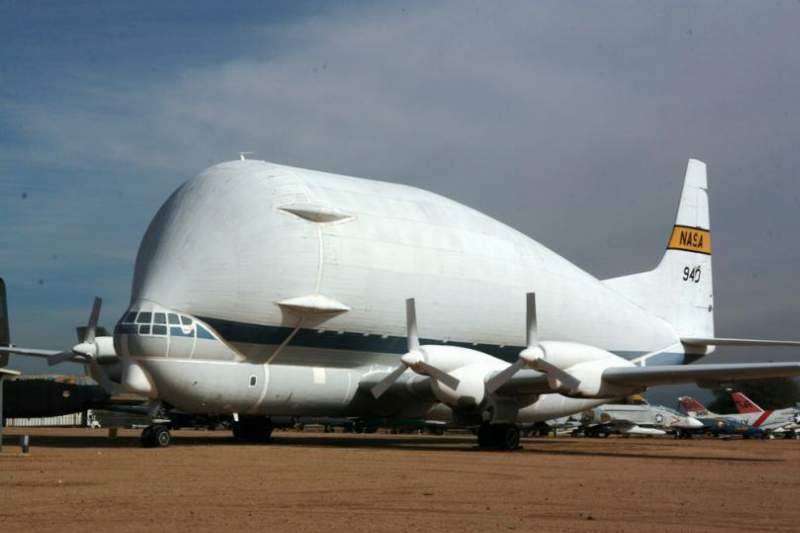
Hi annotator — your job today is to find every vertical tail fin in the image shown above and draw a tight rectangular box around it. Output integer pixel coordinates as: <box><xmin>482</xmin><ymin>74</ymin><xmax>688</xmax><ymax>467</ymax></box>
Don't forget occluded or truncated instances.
<box><xmin>0</xmin><ymin>278</ymin><xmax>9</xmax><ymax>367</ymax></box>
<box><xmin>604</xmin><ymin>159</ymin><xmax>714</xmax><ymax>342</ymax></box>
<box><xmin>678</xmin><ymin>395</ymin><xmax>711</xmax><ymax>417</ymax></box>
<box><xmin>730</xmin><ymin>391</ymin><xmax>764</xmax><ymax>414</ymax></box>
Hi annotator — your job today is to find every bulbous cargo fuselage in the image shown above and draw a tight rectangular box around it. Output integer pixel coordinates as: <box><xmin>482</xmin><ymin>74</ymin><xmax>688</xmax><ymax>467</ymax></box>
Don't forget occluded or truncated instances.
<box><xmin>117</xmin><ymin>160</ymin><xmax>679</xmax><ymax>419</ymax></box>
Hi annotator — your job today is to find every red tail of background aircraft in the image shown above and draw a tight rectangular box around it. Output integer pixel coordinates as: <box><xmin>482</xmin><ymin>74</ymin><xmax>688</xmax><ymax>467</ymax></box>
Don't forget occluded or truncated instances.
<box><xmin>731</xmin><ymin>392</ymin><xmax>764</xmax><ymax>414</ymax></box>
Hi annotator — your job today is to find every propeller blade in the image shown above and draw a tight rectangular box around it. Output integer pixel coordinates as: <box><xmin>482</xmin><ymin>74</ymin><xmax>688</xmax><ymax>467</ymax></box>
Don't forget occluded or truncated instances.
<box><xmin>526</xmin><ymin>292</ymin><xmax>538</xmax><ymax>349</ymax></box>
<box><xmin>485</xmin><ymin>359</ymin><xmax>527</xmax><ymax>394</ymax></box>
<box><xmin>405</xmin><ymin>298</ymin><xmax>419</xmax><ymax>352</ymax></box>
<box><xmin>84</xmin><ymin>297</ymin><xmax>102</xmax><ymax>343</ymax></box>
<box><xmin>417</xmin><ymin>361</ymin><xmax>460</xmax><ymax>391</ymax></box>
<box><xmin>534</xmin><ymin>358</ymin><xmax>581</xmax><ymax>391</ymax></box>
<box><xmin>370</xmin><ymin>364</ymin><xmax>408</xmax><ymax>399</ymax></box>
<box><xmin>87</xmin><ymin>359</ymin><xmax>117</xmax><ymax>393</ymax></box>
<box><xmin>47</xmin><ymin>351</ymin><xmax>78</xmax><ymax>366</ymax></box>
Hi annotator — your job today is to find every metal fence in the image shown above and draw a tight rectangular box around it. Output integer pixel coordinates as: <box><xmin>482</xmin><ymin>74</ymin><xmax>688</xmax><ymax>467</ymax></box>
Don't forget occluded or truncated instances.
<box><xmin>6</xmin><ymin>412</ymin><xmax>85</xmax><ymax>427</ymax></box>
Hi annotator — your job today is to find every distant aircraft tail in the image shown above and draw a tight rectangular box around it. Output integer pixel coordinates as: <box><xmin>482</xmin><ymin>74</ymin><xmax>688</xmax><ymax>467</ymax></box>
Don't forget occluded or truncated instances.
<box><xmin>678</xmin><ymin>395</ymin><xmax>712</xmax><ymax>417</ymax></box>
<box><xmin>604</xmin><ymin>159</ymin><xmax>714</xmax><ymax>342</ymax></box>
<box><xmin>730</xmin><ymin>391</ymin><xmax>764</xmax><ymax>414</ymax></box>
<box><xmin>0</xmin><ymin>278</ymin><xmax>9</xmax><ymax>367</ymax></box>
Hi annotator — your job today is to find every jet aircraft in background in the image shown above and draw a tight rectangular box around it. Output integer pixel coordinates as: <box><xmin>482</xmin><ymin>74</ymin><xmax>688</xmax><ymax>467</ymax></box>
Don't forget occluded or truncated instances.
<box><xmin>729</xmin><ymin>391</ymin><xmax>800</xmax><ymax>438</ymax></box>
<box><xmin>677</xmin><ymin>396</ymin><xmax>767</xmax><ymax>438</ymax></box>
<box><xmin>578</xmin><ymin>398</ymin><xmax>703</xmax><ymax>438</ymax></box>
<box><xmin>4</xmin><ymin>158</ymin><xmax>800</xmax><ymax>450</ymax></box>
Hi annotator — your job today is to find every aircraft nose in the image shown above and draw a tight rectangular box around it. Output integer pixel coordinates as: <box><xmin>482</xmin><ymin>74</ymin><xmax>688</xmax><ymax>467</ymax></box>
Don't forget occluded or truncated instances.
<box><xmin>686</xmin><ymin>417</ymin><xmax>704</xmax><ymax>428</ymax></box>
<box><xmin>672</xmin><ymin>416</ymin><xmax>704</xmax><ymax>429</ymax></box>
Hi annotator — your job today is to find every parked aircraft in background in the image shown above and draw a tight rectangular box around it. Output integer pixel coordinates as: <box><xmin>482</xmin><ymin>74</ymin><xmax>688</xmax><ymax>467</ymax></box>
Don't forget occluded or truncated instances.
<box><xmin>677</xmin><ymin>396</ymin><xmax>765</xmax><ymax>438</ymax></box>
<box><xmin>1</xmin><ymin>374</ymin><xmax>109</xmax><ymax>419</ymax></box>
<box><xmin>729</xmin><ymin>391</ymin><xmax>800</xmax><ymax>438</ymax></box>
<box><xmin>577</xmin><ymin>398</ymin><xmax>703</xmax><ymax>437</ymax></box>
<box><xmin>4</xmin><ymin>158</ymin><xmax>800</xmax><ymax>450</ymax></box>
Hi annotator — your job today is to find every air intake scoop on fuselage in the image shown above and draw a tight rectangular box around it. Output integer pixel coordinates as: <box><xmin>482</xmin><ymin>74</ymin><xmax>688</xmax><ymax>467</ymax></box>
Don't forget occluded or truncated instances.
<box><xmin>278</xmin><ymin>202</ymin><xmax>353</xmax><ymax>223</ymax></box>
<box><xmin>276</xmin><ymin>294</ymin><xmax>351</xmax><ymax>315</ymax></box>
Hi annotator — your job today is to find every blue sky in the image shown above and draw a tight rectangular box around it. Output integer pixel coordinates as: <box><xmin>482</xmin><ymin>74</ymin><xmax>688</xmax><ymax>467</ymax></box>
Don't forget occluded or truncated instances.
<box><xmin>1</xmin><ymin>0</ymin><xmax>338</xmax><ymax>362</ymax></box>
<box><xmin>2</xmin><ymin>1</ymin><xmax>799</xmax><ymax>405</ymax></box>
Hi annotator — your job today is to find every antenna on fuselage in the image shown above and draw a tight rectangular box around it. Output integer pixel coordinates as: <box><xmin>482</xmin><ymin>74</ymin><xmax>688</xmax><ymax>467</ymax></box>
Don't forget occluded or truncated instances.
<box><xmin>238</xmin><ymin>152</ymin><xmax>255</xmax><ymax>161</ymax></box>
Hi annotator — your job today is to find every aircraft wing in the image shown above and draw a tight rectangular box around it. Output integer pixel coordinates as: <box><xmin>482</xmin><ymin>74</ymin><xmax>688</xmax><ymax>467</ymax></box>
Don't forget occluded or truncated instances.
<box><xmin>490</xmin><ymin>362</ymin><xmax>800</xmax><ymax>397</ymax></box>
<box><xmin>602</xmin><ymin>362</ymin><xmax>800</xmax><ymax>388</ymax></box>
<box><xmin>682</xmin><ymin>337</ymin><xmax>800</xmax><ymax>347</ymax></box>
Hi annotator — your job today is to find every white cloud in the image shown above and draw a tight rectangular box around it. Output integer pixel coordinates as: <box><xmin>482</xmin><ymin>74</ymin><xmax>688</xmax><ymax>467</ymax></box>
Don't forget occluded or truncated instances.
<box><xmin>4</xmin><ymin>0</ymin><xmax>800</xmax><ymax>357</ymax></box>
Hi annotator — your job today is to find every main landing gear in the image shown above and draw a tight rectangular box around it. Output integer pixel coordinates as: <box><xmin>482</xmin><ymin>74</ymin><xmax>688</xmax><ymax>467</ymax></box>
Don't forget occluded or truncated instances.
<box><xmin>232</xmin><ymin>416</ymin><xmax>273</xmax><ymax>443</ymax></box>
<box><xmin>477</xmin><ymin>423</ymin><xmax>521</xmax><ymax>451</ymax></box>
<box><xmin>141</xmin><ymin>424</ymin><xmax>172</xmax><ymax>448</ymax></box>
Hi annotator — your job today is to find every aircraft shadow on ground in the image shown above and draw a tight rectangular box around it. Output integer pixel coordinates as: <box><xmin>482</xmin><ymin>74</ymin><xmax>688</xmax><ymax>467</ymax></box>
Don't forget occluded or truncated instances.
<box><xmin>0</xmin><ymin>432</ymin><xmax>781</xmax><ymax>462</ymax></box>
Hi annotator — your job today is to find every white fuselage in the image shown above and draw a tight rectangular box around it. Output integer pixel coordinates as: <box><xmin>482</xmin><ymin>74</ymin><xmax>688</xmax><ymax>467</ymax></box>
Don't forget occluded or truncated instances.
<box><xmin>116</xmin><ymin>160</ymin><xmax>686</xmax><ymax>423</ymax></box>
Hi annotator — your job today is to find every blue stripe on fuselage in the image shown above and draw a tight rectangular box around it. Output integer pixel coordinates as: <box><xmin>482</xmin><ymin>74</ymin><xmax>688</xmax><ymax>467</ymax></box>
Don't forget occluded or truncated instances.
<box><xmin>199</xmin><ymin>316</ymin><xmax>689</xmax><ymax>365</ymax></box>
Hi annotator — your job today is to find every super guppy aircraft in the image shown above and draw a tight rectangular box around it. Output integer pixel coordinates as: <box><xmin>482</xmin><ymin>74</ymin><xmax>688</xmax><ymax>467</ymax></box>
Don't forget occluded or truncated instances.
<box><xmin>4</xmin><ymin>158</ymin><xmax>800</xmax><ymax>449</ymax></box>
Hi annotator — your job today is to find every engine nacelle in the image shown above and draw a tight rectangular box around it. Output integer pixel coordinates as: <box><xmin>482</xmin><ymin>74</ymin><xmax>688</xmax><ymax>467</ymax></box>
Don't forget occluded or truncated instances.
<box><xmin>537</xmin><ymin>341</ymin><xmax>621</xmax><ymax>368</ymax></box>
<box><xmin>430</xmin><ymin>363</ymin><xmax>490</xmax><ymax>411</ymax></box>
<box><xmin>94</xmin><ymin>336</ymin><xmax>118</xmax><ymax>364</ymax></box>
<box><xmin>418</xmin><ymin>345</ymin><xmax>504</xmax><ymax>411</ymax></box>
<box><xmin>530</xmin><ymin>342</ymin><xmax>640</xmax><ymax>398</ymax></box>
<box><xmin>555</xmin><ymin>359</ymin><xmax>638</xmax><ymax>398</ymax></box>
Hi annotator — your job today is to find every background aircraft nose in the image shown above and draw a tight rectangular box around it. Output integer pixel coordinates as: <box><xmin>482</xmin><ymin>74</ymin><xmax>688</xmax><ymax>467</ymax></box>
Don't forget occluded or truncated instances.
<box><xmin>686</xmin><ymin>417</ymin><xmax>705</xmax><ymax>428</ymax></box>
<box><xmin>673</xmin><ymin>416</ymin><xmax>704</xmax><ymax>429</ymax></box>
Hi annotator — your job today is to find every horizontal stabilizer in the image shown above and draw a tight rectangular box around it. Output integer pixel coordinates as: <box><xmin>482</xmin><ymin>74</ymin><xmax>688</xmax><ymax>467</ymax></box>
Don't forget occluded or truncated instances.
<box><xmin>681</xmin><ymin>337</ymin><xmax>800</xmax><ymax>348</ymax></box>
<box><xmin>603</xmin><ymin>362</ymin><xmax>800</xmax><ymax>388</ymax></box>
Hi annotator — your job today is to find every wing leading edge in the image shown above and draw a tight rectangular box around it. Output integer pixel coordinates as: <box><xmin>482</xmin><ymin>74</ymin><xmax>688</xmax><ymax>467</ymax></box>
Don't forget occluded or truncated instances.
<box><xmin>491</xmin><ymin>362</ymin><xmax>800</xmax><ymax>398</ymax></box>
<box><xmin>602</xmin><ymin>362</ymin><xmax>800</xmax><ymax>388</ymax></box>
<box><xmin>682</xmin><ymin>337</ymin><xmax>800</xmax><ymax>348</ymax></box>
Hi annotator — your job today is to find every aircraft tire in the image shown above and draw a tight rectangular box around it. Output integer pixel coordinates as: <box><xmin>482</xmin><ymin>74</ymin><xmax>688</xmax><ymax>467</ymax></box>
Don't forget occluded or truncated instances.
<box><xmin>477</xmin><ymin>423</ymin><xmax>494</xmax><ymax>448</ymax></box>
<box><xmin>152</xmin><ymin>425</ymin><xmax>171</xmax><ymax>447</ymax></box>
<box><xmin>497</xmin><ymin>424</ymin><xmax>521</xmax><ymax>451</ymax></box>
<box><xmin>140</xmin><ymin>426</ymin><xmax>155</xmax><ymax>448</ymax></box>
<box><xmin>476</xmin><ymin>423</ymin><xmax>520</xmax><ymax>450</ymax></box>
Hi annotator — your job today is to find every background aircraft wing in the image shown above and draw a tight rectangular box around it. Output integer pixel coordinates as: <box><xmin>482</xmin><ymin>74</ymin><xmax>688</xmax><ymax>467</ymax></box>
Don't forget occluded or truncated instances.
<box><xmin>602</xmin><ymin>362</ymin><xmax>800</xmax><ymax>388</ymax></box>
<box><xmin>0</xmin><ymin>345</ymin><xmax>81</xmax><ymax>363</ymax></box>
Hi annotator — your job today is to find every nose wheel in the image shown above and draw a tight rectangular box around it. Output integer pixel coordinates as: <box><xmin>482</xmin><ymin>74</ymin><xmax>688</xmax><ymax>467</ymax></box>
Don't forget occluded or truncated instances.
<box><xmin>141</xmin><ymin>424</ymin><xmax>172</xmax><ymax>448</ymax></box>
<box><xmin>477</xmin><ymin>423</ymin><xmax>521</xmax><ymax>451</ymax></box>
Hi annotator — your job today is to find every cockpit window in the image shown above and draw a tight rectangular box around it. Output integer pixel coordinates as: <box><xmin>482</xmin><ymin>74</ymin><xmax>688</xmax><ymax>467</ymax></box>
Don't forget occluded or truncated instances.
<box><xmin>168</xmin><ymin>313</ymin><xmax>180</xmax><ymax>325</ymax></box>
<box><xmin>136</xmin><ymin>312</ymin><xmax>152</xmax><ymax>324</ymax></box>
<box><xmin>196</xmin><ymin>325</ymin><xmax>215</xmax><ymax>340</ymax></box>
<box><xmin>180</xmin><ymin>316</ymin><xmax>192</xmax><ymax>326</ymax></box>
<box><xmin>170</xmin><ymin>326</ymin><xmax>194</xmax><ymax>338</ymax></box>
<box><xmin>153</xmin><ymin>313</ymin><xmax>166</xmax><ymax>324</ymax></box>
<box><xmin>152</xmin><ymin>325</ymin><xmax>167</xmax><ymax>336</ymax></box>
<box><xmin>139</xmin><ymin>325</ymin><xmax>151</xmax><ymax>335</ymax></box>
<box><xmin>124</xmin><ymin>312</ymin><xmax>138</xmax><ymax>323</ymax></box>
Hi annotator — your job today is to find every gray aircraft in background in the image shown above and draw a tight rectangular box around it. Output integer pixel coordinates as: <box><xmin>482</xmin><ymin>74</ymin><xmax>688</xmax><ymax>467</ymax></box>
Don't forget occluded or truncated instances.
<box><xmin>576</xmin><ymin>398</ymin><xmax>703</xmax><ymax>437</ymax></box>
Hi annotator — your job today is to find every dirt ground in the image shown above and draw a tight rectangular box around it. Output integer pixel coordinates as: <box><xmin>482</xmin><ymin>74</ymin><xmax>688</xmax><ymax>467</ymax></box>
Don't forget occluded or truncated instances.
<box><xmin>0</xmin><ymin>428</ymin><xmax>798</xmax><ymax>532</ymax></box>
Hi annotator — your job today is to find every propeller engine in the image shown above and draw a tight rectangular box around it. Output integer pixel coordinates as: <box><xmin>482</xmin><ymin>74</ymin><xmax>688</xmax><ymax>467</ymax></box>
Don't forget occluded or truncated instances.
<box><xmin>47</xmin><ymin>297</ymin><xmax>116</xmax><ymax>366</ymax></box>
<box><xmin>369</xmin><ymin>299</ymin><xmax>461</xmax><ymax>399</ymax></box>
<box><xmin>485</xmin><ymin>292</ymin><xmax>636</xmax><ymax>398</ymax></box>
<box><xmin>370</xmin><ymin>299</ymin><xmax>509</xmax><ymax>411</ymax></box>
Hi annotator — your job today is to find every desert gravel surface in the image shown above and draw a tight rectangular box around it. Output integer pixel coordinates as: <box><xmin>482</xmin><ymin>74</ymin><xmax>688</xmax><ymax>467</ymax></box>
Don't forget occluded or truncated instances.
<box><xmin>1</xmin><ymin>428</ymin><xmax>798</xmax><ymax>532</ymax></box>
